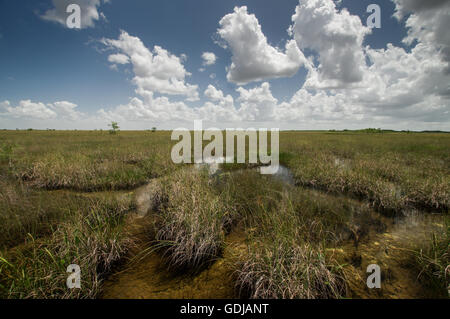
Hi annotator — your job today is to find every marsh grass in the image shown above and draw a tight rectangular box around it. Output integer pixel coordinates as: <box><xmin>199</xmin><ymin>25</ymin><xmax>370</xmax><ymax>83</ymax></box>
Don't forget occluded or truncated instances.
<box><xmin>0</xmin><ymin>141</ymin><xmax>14</xmax><ymax>168</ymax></box>
<box><xmin>2</xmin><ymin>131</ymin><xmax>175</xmax><ymax>191</ymax></box>
<box><xmin>412</xmin><ymin>218</ymin><xmax>449</xmax><ymax>297</ymax></box>
<box><xmin>217</xmin><ymin>170</ymin><xmax>387</xmax><ymax>299</ymax></box>
<box><xmin>238</xmin><ymin>240</ymin><xmax>345</xmax><ymax>299</ymax></box>
<box><xmin>0</xmin><ymin>130</ymin><xmax>448</xmax><ymax>299</ymax></box>
<box><xmin>0</xmin><ymin>175</ymin><xmax>135</xmax><ymax>249</ymax></box>
<box><xmin>225</xmin><ymin>169</ymin><xmax>385</xmax><ymax>244</ymax></box>
<box><xmin>281</xmin><ymin>132</ymin><xmax>449</xmax><ymax>214</ymax></box>
<box><xmin>232</xmin><ymin>183</ymin><xmax>346</xmax><ymax>299</ymax></box>
<box><xmin>153</xmin><ymin>168</ymin><xmax>236</xmax><ymax>270</ymax></box>
<box><xmin>0</xmin><ymin>191</ymin><xmax>134</xmax><ymax>298</ymax></box>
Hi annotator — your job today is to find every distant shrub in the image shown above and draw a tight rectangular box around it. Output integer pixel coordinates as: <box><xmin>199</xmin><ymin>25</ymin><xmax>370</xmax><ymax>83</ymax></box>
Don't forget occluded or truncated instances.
<box><xmin>108</xmin><ymin>121</ymin><xmax>120</xmax><ymax>135</ymax></box>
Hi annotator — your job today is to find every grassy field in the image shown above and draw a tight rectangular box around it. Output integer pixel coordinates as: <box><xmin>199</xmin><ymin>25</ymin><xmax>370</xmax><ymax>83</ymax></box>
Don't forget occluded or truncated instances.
<box><xmin>0</xmin><ymin>130</ymin><xmax>448</xmax><ymax>298</ymax></box>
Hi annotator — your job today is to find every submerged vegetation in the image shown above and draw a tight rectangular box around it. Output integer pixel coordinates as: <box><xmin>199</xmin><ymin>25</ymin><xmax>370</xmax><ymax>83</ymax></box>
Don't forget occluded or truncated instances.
<box><xmin>0</xmin><ymin>130</ymin><xmax>448</xmax><ymax>299</ymax></box>
<box><xmin>412</xmin><ymin>221</ymin><xmax>449</xmax><ymax>297</ymax></box>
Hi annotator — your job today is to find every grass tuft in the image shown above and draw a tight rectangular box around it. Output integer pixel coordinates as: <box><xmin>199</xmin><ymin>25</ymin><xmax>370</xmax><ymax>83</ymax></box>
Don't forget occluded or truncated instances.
<box><xmin>0</xmin><ymin>195</ymin><xmax>134</xmax><ymax>298</ymax></box>
<box><xmin>153</xmin><ymin>168</ymin><xmax>235</xmax><ymax>270</ymax></box>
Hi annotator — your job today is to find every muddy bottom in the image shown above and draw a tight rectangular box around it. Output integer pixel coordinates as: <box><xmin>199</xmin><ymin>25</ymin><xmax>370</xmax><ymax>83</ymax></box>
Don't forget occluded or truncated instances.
<box><xmin>336</xmin><ymin>211</ymin><xmax>447</xmax><ymax>298</ymax></box>
<box><xmin>100</xmin><ymin>223</ymin><xmax>246</xmax><ymax>299</ymax></box>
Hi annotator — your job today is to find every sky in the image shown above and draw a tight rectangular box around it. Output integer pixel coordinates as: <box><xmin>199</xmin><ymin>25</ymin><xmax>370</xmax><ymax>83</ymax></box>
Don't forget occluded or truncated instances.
<box><xmin>0</xmin><ymin>0</ymin><xmax>449</xmax><ymax>130</ymax></box>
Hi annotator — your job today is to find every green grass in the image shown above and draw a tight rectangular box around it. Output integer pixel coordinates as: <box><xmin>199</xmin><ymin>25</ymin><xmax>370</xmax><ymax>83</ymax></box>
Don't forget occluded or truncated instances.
<box><xmin>280</xmin><ymin>132</ymin><xmax>449</xmax><ymax>213</ymax></box>
<box><xmin>412</xmin><ymin>218</ymin><xmax>449</xmax><ymax>297</ymax></box>
<box><xmin>1</xmin><ymin>130</ymin><xmax>175</xmax><ymax>191</ymax></box>
<box><xmin>0</xmin><ymin>193</ymin><xmax>134</xmax><ymax>298</ymax></box>
<box><xmin>0</xmin><ymin>130</ymin><xmax>448</xmax><ymax>299</ymax></box>
<box><xmin>235</xmin><ymin>188</ymin><xmax>346</xmax><ymax>299</ymax></box>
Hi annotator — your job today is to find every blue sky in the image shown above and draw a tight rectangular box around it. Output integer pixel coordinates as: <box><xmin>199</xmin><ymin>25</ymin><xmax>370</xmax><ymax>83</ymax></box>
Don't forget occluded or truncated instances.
<box><xmin>0</xmin><ymin>0</ymin><xmax>449</xmax><ymax>130</ymax></box>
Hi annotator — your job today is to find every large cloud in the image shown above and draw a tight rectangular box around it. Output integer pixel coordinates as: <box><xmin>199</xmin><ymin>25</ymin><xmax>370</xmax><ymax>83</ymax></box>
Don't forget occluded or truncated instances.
<box><xmin>392</xmin><ymin>0</ymin><xmax>450</xmax><ymax>73</ymax></box>
<box><xmin>93</xmin><ymin>0</ymin><xmax>450</xmax><ymax>129</ymax></box>
<box><xmin>102</xmin><ymin>31</ymin><xmax>199</xmax><ymax>101</ymax></box>
<box><xmin>217</xmin><ymin>6</ymin><xmax>306</xmax><ymax>85</ymax></box>
<box><xmin>268</xmin><ymin>0</ymin><xmax>449</xmax><ymax>126</ymax></box>
<box><xmin>290</xmin><ymin>0</ymin><xmax>370</xmax><ymax>88</ymax></box>
<box><xmin>40</xmin><ymin>0</ymin><xmax>109</xmax><ymax>29</ymax></box>
<box><xmin>99</xmin><ymin>84</ymin><xmax>238</xmax><ymax>124</ymax></box>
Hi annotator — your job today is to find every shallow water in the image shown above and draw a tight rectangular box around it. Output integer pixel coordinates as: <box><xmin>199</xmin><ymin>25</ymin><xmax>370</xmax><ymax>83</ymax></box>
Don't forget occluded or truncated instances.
<box><xmin>100</xmin><ymin>173</ymin><xmax>246</xmax><ymax>299</ymax></box>
<box><xmin>100</xmin><ymin>165</ymin><xmax>448</xmax><ymax>299</ymax></box>
<box><xmin>101</xmin><ymin>221</ymin><xmax>246</xmax><ymax>299</ymax></box>
<box><xmin>261</xmin><ymin>164</ymin><xmax>296</xmax><ymax>186</ymax></box>
<box><xmin>333</xmin><ymin>210</ymin><xmax>447</xmax><ymax>298</ymax></box>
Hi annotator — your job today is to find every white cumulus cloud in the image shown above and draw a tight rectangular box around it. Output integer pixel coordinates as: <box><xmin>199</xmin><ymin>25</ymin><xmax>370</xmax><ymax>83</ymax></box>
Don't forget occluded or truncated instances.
<box><xmin>0</xmin><ymin>100</ymin><xmax>84</xmax><ymax>121</ymax></box>
<box><xmin>392</xmin><ymin>0</ymin><xmax>450</xmax><ymax>73</ymax></box>
<box><xmin>102</xmin><ymin>31</ymin><xmax>199</xmax><ymax>101</ymax></box>
<box><xmin>2</xmin><ymin>100</ymin><xmax>57</xmax><ymax>119</ymax></box>
<box><xmin>290</xmin><ymin>0</ymin><xmax>370</xmax><ymax>88</ymax></box>
<box><xmin>237</xmin><ymin>82</ymin><xmax>278</xmax><ymax>121</ymax></box>
<box><xmin>49</xmin><ymin>101</ymin><xmax>84</xmax><ymax>120</ymax></box>
<box><xmin>217</xmin><ymin>6</ymin><xmax>306</xmax><ymax>85</ymax></box>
